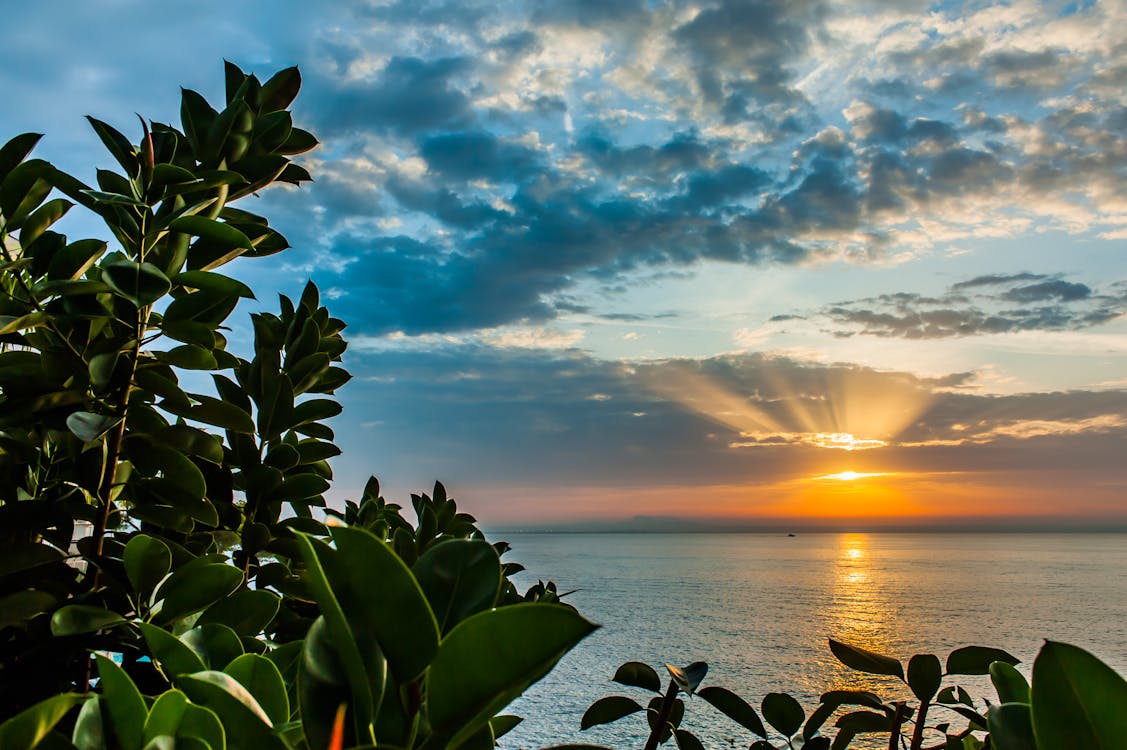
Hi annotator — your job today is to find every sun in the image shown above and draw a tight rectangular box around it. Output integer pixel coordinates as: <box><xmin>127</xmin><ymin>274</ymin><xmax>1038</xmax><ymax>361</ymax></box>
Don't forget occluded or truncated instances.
<box><xmin>816</xmin><ymin>471</ymin><xmax>891</xmax><ymax>481</ymax></box>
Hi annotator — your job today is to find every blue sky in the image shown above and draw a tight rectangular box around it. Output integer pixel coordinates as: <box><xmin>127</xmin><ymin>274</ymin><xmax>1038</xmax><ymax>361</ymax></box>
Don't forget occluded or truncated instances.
<box><xmin>4</xmin><ymin>0</ymin><xmax>1126</xmax><ymax>525</ymax></box>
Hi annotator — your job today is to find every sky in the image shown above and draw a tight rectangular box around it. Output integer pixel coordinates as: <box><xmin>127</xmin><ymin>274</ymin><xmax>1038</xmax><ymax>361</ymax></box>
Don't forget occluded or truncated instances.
<box><xmin>3</xmin><ymin>0</ymin><xmax>1126</xmax><ymax>528</ymax></box>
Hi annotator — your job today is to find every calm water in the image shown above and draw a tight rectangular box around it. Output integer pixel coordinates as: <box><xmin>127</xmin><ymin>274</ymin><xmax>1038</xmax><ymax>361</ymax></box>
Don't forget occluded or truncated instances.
<box><xmin>498</xmin><ymin>533</ymin><xmax>1127</xmax><ymax>749</ymax></box>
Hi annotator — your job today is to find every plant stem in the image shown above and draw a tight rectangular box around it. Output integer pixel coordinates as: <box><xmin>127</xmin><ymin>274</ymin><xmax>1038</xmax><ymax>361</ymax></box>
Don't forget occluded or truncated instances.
<box><xmin>888</xmin><ymin>701</ymin><xmax>907</xmax><ymax>750</ymax></box>
<box><xmin>643</xmin><ymin>680</ymin><xmax>680</xmax><ymax>750</ymax></box>
<box><xmin>909</xmin><ymin>699</ymin><xmax>930</xmax><ymax>750</ymax></box>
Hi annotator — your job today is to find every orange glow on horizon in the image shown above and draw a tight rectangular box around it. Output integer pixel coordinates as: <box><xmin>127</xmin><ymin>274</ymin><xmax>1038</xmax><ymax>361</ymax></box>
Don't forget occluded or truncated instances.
<box><xmin>465</xmin><ymin>470</ymin><xmax>1127</xmax><ymax>526</ymax></box>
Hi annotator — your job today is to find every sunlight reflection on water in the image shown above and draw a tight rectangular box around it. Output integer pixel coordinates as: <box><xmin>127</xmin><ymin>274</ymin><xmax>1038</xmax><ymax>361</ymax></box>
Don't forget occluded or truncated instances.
<box><xmin>498</xmin><ymin>532</ymin><xmax>1127</xmax><ymax>749</ymax></box>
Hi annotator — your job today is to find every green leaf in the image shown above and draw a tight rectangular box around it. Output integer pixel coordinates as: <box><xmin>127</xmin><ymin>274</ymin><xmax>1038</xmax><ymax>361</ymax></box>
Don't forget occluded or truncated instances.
<box><xmin>297</xmin><ymin>615</ymin><xmax>359</xmax><ymax>750</ymax></box>
<box><xmin>0</xmin><ymin>133</ymin><xmax>43</xmax><ymax>181</ymax></box>
<box><xmin>990</xmin><ymin>661</ymin><xmax>1030</xmax><ymax>704</ymax></box>
<box><xmin>580</xmin><ymin>696</ymin><xmax>644</xmax><ymax>730</ymax></box>
<box><xmin>0</xmin><ymin>312</ymin><xmax>48</xmax><ymax>336</ymax></box>
<box><xmin>151</xmin><ymin>164</ymin><xmax>199</xmax><ymax>188</ymax></box>
<box><xmin>20</xmin><ymin>198</ymin><xmax>72</xmax><ymax>246</ymax></box>
<box><xmin>173</xmin><ymin>270</ymin><xmax>254</xmax><ymax>299</ymax></box>
<box><xmin>803</xmin><ymin>690</ymin><xmax>886</xmax><ymax>740</ymax></box>
<box><xmin>197</xmin><ymin>589</ymin><xmax>280</xmax><ymax>635</ymax></box>
<box><xmin>72</xmin><ymin>695</ymin><xmax>105</xmax><ymax>750</ymax></box>
<box><xmin>831</xmin><ymin>711</ymin><xmax>893</xmax><ymax>750</ymax></box>
<box><xmin>150</xmin><ymin>563</ymin><xmax>244</xmax><ymax>624</ymax></box>
<box><xmin>988</xmin><ymin>703</ymin><xmax>1036</xmax><ymax>750</ymax></box>
<box><xmin>490</xmin><ymin>715</ymin><xmax>522</xmax><ymax>740</ymax></box>
<box><xmin>666</xmin><ymin>662</ymin><xmax>707</xmax><ymax>696</ymax></box>
<box><xmin>102</xmin><ymin>261</ymin><xmax>171</xmax><ymax>307</ymax></box>
<box><xmin>908</xmin><ymin>654</ymin><xmax>942</xmax><ymax>702</ymax></box>
<box><xmin>162</xmin><ymin>395</ymin><xmax>254</xmax><ymax>433</ymax></box>
<box><xmin>47</xmin><ymin>238</ymin><xmax>106</xmax><ymax>280</ymax></box>
<box><xmin>0</xmin><ymin>590</ymin><xmax>58</xmax><ymax>629</ymax></box>
<box><xmin>762</xmin><ymin>692</ymin><xmax>804</xmax><ymax>737</ymax></box>
<box><xmin>327</xmin><ymin>526</ymin><xmax>441</xmax><ymax>682</ymax></box>
<box><xmin>828</xmin><ymin>639</ymin><xmax>904</xmax><ymax>679</ymax></box>
<box><xmin>178</xmin><ymin>705</ymin><xmax>225</xmax><ymax>750</ymax></box>
<box><xmin>156</xmin><ymin>345</ymin><xmax>218</xmax><ymax>370</ymax></box>
<box><xmin>278</xmin><ymin>128</ymin><xmax>318</xmax><ymax>156</ymax></box>
<box><xmin>0</xmin><ymin>693</ymin><xmax>87</xmax><ymax>750</ymax></box>
<box><xmin>293</xmin><ymin>536</ymin><xmax>379</xmax><ymax>744</ymax></box>
<box><xmin>271</xmin><ymin>473</ymin><xmax>329</xmax><ymax>502</ymax></box>
<box><xmin>946</xmin><ymin>646</ymin><xmax>1019</xmax><ymax>676</ymax></box>
<box><xmin>139</xmin><ymin>623</ymin><xmax>207</xmax><ymax>679</ymax></box>
<box><xmin>179</xmin><ymin>671</ymin><xmax>283</xmax><ymax>749</ymax></box>
<box><xmin>1031</xmin><ymin>640</ymin><xmax>1127</xmax><ymax>749</ymax></box>
<box><xmin>673</xmin><ymin>729</ymin><xmax>705</xmax><ymax>750</ymax></box>
<box><xmin>291</xmin><ymin>398</ymin><xmax>342</xmax><ymax>427</ymax></box>
<box><xmin>96</xmin><ymin>654</ymin><xmax>147</xmax><ymax>750</ymax></box>
<box><xmin>698</xmin><ymin>686</ymin><xmax>767</xmax><ymax>738</ymax></box>
<box><xmin>66</xmin><ymin>412</ymin><xmax>121</xmax><ymax>443</ymax></box>
<box><xmin>181</xmin><ymin>623</ymin><xmax>245</xmax><ymax>670</ymax></box>
<box><xmin>141</xmin><ymin>691</ymin><xmax>188</xmax><ymax>746</ymax></box>
<box><xmin>259</xmin><ymin>67</ymin><xmax>302</xmax><ymax>112</ymax></box>
<box><xmin>50</xmin><ymin>605</ymin><xmax>127</xmax><ymax>636</ymax></box>
<box><xmin>170</xmin><ymin>216</ymin><xmax>253</xmax><ymax>252</ymax></box>
<box><xmin>256</xmin><ymin>371</ymin><xmax>294</xmax><ymax>443</ymax></box>
<box><xmin>224</xmin><ymin>654</ymin><xmax>289</xmax><ymax>725</ymax></box>
<box><xmin>413</xmin><ymin>539</ymin><xmax>501</xmax><ymax>633</ymax></box>
<box><xmin>428</xmin><ymin>603</ymin><xmax>598</xmax><ymax>748</ymax></box>
<box><xmin>86</xmin><ymin>116</ymin><xmax>138</xmax><ymax>176</ymax></box>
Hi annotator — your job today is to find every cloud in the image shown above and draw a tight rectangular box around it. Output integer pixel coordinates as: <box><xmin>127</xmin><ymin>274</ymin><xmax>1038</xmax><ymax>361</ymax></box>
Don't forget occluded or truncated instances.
<box><xmin>822</xmin><ymin>274</ymin><xmax>1126</xmax><ymax>339</ymax></box>
<box><xmin>333</xmin><ymin>347</ymin><xmax>1127</xmax><ymax>498</ymax></box>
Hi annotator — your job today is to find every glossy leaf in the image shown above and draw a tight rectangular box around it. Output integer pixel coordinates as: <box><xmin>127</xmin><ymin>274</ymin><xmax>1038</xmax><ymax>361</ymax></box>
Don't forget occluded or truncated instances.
<box><xmin>413</xmin><ymin>539</ymin><xmax>501</xmax><ymax>633</ymax></box>
<box><xmin>50</xmin><ymin>605</ymin><xmax>127</xmax><ymax>636</ymax></box>
<box><xmin>988</xmin><ymin>703</ymin><xmax>1036</xmax><ymax>750</ymax></box>
<box><xmin>428</xmin><ymin>604</ymin><xmax>598</xmax><ymax>748</ymax></box>
<box><xmin>990</xmin><ymin>661</ymin><xmax>1030</xmax><ymax>704</ymax></box>
<box><xmin>139</xmin><ymin>623</ymin><xmax>207</xmax><ymax>679</ymax></box>
<box><xmin>326</xmin><ymin>526</ymin><xmax>440</xmax><ymax>682</ymax></box>
<box><xmin>196</xmin><ymin>589</ymin><xmax>280</xmax><ymax>635</ymax></box>
<box><xmin>762</xmin><ymin>692</ymin><xmax>804</xmax><ymax>737</ymax></box>
<box><xmin>0</xmin><ymin>133</ymin><xmax>42</xmax><ymax>180</ymax></box>
<box><xmin>666</xmin><ymin>662</ymin><xmax>707</xmax><ymax>696</ymax></box>
<box><xmin>72</xmin><ymin>695</ymin><xmax>105</xmax><ymax>750</ymax></box>
<box><xmin>102</xmin><ymin>261</ymin><xmax>171</xmax><ymax>307</ymax></box>
<box><xmin>828</xmin><ymin>639</ymin><xmax>904</xmax><ymax>679</ymax></box>
<box><xmin>96</xmin><ymin>655</ymin><xmax>147</xmax><ymax>750</ymax></box>
<box><xmin>946</xmin><ymin>646</ymin><xmax>1018</xmax><ymax>676</ymax></box>
<box><xmin>0</xmin><ymin>693</ymin><xmax>86</xmax><ymax>750</ymax></box>
<box><xmin>181</xmin><ymin>623</ymin><xmax>245</xmax><ymax>670</ymax></box>
<box><xmin>908</xmin><ymin>654</ymin><xmax>942</xmax><ymax>702</ymax></box>
<box><xmin>170</xmin><ymin>216</ymin><xmax>253</xmax><ymax>252</ymax></box>
<box><xmin>150</xmin><ymin>563</ymin><xmax>244</xmax><ymax>624</ymax></box>
<box><xmin>611</xmin><ymin>661</ymin><xmax>661</xmax><ymax>693</ymax></box>
<box><xmin>66</xmin><ymin>412</ymin><xmax>120</xmax><ymax>443</ymax></box>
<box><xmin>293</xmin><ymin>536</ymin><xmax>378</xmax><ymax>744</ymax></box>
<box><xmin>698</xmin><ymin>686</ymin><xmax>766</xmax><ymax>738</ymax></box>
<box><xmin>831</xmin><ymin>711</ymin><xmax>893</xmax><ymax>750</ymax></box>
<box><xmin>580</xmin><ymin>696</ymin><xmax>644</xmax><ymax>730</ymax></box>
<box><xmin>673</xmin><ymin>729</ymin><xmax>705</xmax><ymax>750</ymax></box>
<box><xmin>224</xmin><ymin>654</ymin><xmax>289</xmax><ymax>725</ymax></box>
<box><xmin>1031</xmin><ymin>640</ymin><xmax>1127</xmax><ymax>749</ymax></box>
<box><xmin>179</xmin><ymin>671</ymin><xmax>283</xmax><ymax>749</ymax></box>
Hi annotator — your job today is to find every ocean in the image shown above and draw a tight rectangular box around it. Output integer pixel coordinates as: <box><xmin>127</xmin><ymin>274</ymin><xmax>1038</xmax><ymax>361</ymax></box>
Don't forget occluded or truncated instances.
<box><xmin>497</xmin><ymin>532</ymin><xmax>1127</xmax><ymax>749</ymax></box>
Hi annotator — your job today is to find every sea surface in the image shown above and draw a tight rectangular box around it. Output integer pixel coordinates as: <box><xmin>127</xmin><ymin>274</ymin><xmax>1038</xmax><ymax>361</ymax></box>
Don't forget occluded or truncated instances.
<box><xmin>497</xmin><ymin>532</ymin><xmax>1127</xmax><ymax>749</ymax></box>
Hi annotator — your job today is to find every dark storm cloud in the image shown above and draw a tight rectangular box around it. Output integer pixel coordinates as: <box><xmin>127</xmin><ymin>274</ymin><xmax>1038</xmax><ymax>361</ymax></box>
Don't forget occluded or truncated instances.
<box><xmin>823</xmin><ymin>274</ymin><xmax>1125</xmax><ymax>339</ymax></box>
